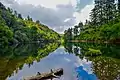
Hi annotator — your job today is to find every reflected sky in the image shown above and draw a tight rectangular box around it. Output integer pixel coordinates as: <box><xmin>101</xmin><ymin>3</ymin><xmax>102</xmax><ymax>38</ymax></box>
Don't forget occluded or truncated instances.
<box><xmin>7</xmin><ymin>46</ymin><xmax>94</xmax><ymax>80</ymax></box>
<box><xmin>75</xmin><ymin>66</ymin><xmax>97</xmax><ymax>80</ymax></box>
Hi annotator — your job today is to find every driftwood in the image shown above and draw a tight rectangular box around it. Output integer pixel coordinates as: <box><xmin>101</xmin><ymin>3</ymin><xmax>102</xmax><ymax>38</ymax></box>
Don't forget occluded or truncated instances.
<box><xmin>24</xmin><ymin>68</ymin><xmax>63</xmax><ymax>80</ymax></box>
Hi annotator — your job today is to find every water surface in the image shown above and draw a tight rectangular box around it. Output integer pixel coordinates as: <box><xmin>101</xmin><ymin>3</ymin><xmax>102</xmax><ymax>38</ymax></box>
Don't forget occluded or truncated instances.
<box><xmin>0</xmin><ymin>42</ymin><xmax>120</xmax><ymax>80</ymax></box>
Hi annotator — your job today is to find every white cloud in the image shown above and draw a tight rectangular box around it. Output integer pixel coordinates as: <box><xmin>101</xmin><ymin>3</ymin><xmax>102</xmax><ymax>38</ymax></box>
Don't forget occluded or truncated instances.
<box><xmin>74</xmin><ymin>4</ymin><xmax>94</xmax><ymax>24</ymax></box>
<box><xmin>64</xmin><ymin>57</ymin><xmax>71</xmax><ymax>62</ymax></box>
<box><xmin>64</xmin><ymin>18</ymin><xmax>71</xmax><ymax>22</ymax></box>
<box><xmin>16</xmin><ymin>0</ymin><xmax>77</xmax><ymax>9</ymax></box>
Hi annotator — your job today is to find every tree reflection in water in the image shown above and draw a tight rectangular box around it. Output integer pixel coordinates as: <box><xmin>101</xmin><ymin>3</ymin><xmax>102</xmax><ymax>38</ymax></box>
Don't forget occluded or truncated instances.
<box><xmin>0</xmin><ymin>42</ymin><xmax>60</xmax><ymax>80</ymax></box>
<box><xmin>1</xmin><ymin>42</ymin><xmax>120</xmax><ymax>80</ymax></box>
<box><xmin>64</xmin><ymin>42</ymin><xmax>120</xmax><ymax>80</ymax></box>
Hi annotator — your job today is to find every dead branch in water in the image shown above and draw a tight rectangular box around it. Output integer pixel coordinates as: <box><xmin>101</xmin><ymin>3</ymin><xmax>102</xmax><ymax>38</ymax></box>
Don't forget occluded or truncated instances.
<box><xmin>24</xmin><ymin>68</ymin><xmax>63</xmax><ymax>80</ymax></box>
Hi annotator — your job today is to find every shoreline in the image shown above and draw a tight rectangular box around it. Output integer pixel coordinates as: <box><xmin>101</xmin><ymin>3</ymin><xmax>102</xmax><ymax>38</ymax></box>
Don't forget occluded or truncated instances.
<box><xmin>69</xmin><ymin>40</ymin><xmax>120</xmax><ymax>44</ymax></box>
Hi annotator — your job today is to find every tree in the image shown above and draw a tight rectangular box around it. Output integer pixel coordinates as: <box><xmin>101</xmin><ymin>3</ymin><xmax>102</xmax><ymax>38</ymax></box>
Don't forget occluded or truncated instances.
<box><xmin>78</xmin><ymin>22</ymin><xmax>83</xmax><ymax>31</ymax></box>
<box><xmin>0</xmin><ymin>2</ymin><xmax>6</xmax><ymax>10</ymax></box>
<box><xmin>18</xmin><ymin>14</ymin><xmax>23</xmax><ymax>19</ymax></box>
<box><xmin>27</xmin><ymin>15</ymin><xmax>31</xmax><ymax>21</ymax></box>
<box><xmin>0</xmin><ymin>25</ymin><xmax>13</xmax><ymax>45</ymax></box>
<box><xmin>90</xmin><ymin>7</ymin><xmax>98</xmax><ymax>26</ymax></box>
<box><xmin>14</xmin><ymin>10</ymin><xmax>17</xmax><ymax>16</ymax></box>
<box><xmin>74</xmin><ymin>26</ymin><xmax>79</xmax><ymax>36</ymax></box>
<box><xmin>90</xmin><ymin>0</ymin><xmax>116</xmax><ymax>26</ymax></box>
<box><xmin>26</xmin><ymin>16</ymin><xmax>33</xmax><ymax>21</ymax></box>
<box><xmin>105</xmin><ymin>0</ymin><xmax>116</xmax><ymax>22</ymax></box>
<box><xmin>30</xmin><ymin>18</ymin><xmax>33</xmax><ymax>21</ymax></box>
<box><xmin>64</xmin><ymin>28</ymin><xmax>73</xmax><ymax>40</ymax></box>
<box><xmin>36</xmin><ymin>20</ymin><xmax>40</xmax><ymax>24</ymax></box>
<box><xmin>7</xmin><ymin>7</ymin><xmax>13</xmax><ymax>13</ymax></box>
<box><xmin>118</xmin><ymin>0</ymin><xmax>120</xmax><ymax>12</ymax></box>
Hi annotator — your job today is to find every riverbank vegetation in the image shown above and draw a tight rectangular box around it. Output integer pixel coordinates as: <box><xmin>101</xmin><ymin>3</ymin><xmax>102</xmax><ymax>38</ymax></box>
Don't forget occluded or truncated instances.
<box><xmin>0</xmin><ymin>2</ymin><xmax>60</xmax><ymax>45</ymax></box>
<box><xmin>64</xmin><ymin>0</ymin><xmax>120</xmax><ymax>43</ymax></box>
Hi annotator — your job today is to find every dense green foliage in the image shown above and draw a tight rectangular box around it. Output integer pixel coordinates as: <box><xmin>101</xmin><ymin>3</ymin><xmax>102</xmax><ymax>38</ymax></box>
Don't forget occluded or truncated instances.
<box><xmin>77</xmin><ymin>22</ymin><xmax>120</xmax><ymax>41</ymax></box>
<box><xmin>64</xmin><ymin>0</ymin><xmax>120</xmax><ymax>43</ymax></box>
<box><xmin>0</xmin><ymin>25</ymin><xmax>13</xmax><ymax>45</ymax></box>
<box><xmin>0</xmin><ymin>2</ymin><xmax>60</xmax><ymax>45</ymax></box>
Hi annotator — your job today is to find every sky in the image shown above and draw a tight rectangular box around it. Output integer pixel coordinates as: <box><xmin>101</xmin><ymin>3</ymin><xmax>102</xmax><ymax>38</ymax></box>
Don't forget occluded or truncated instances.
<box><xmin>0</xmin><ymin>0</ymin><xmax>94</xmax><ymax>33</ymax></box>
<box><xmin>7</xmin><ymin>47</ymin><xmax>93</xmax><ymax>80</ymax></box>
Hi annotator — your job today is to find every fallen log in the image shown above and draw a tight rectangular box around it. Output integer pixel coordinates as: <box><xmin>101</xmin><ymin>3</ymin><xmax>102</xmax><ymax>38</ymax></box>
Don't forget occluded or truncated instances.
<box><xmin>24</xmin><ymin>68</ymin><xmax>63</xmax><ymax>80</ymax></box>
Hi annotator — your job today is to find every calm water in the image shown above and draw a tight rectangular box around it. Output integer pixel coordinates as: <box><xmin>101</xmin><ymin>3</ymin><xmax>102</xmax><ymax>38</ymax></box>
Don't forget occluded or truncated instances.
<box><xmin>0</xmin><ymin>42</ymin><xmax>120</xmax><ymax>80</ymax></box>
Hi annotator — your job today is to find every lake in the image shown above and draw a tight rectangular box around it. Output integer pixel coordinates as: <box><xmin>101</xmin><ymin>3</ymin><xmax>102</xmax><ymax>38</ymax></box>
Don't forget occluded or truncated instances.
<box><xmin>0</xmin><ymin>42</ymin><xmax>120</xmax><ymax>80</ymax></box>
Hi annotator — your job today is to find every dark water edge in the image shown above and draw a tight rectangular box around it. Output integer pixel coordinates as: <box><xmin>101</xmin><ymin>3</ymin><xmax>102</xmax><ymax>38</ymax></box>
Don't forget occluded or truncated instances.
<box><xmin>0</xmin><ymin>42</ymin><xmax>120</xmax><ymax>80</ymax></box>
<box><xmin>69</xmin><ymin>40</ymin><xmax>120</xmax><ymax>44</ymax></box>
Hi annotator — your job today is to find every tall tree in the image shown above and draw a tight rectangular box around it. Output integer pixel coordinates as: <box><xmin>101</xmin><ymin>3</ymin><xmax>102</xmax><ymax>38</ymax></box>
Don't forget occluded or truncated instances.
<box><xmin>18</xmin><ymin>14</ymin><xmax>23</xmax><ymax>19</ymax></box>
<box><xmin>90</xmin><ymin>0</ymin><xmax>116</xmax><ymax>26</ymax></box>
<box><xmin>27</xmin><ymin>15</ymin><xmax>31</xmax><ymax>21</ymax></box>
<box><xmin>105</xmin><ymin>0</ymin><xmax>116</xmax><ymax>22</ymax></box>
<box><xmin>74</xmin><ymin>26</ymin><xmax>79</xmax><ymax>36</ymax></box>
<box><xmin>0</xmin><ymin>2</ymin><xmax>6</xmax><ymax>10</ymax></box>
<box><xmin>78</xmin><ymin>22</ymin><xmax>83</xmax><ymax>31</ymax></box>
<box><xmin>14</xmin><ymin>10</ymin><xmax>17</xmax><ymax>17</ymax></box>
<box><xmin>118</xmin><ymin>0</ymin><xmax>120</xmax><ymax>12</ymax></box>
<box><xmin>64</xmin><ymin>28</ymin><xmax>73</xmax><ymax>40</ymax></box>
<box><xmin>7</xmin><ymin>7</ymin><xmax>13</xmax><ymax>13</ymax></box>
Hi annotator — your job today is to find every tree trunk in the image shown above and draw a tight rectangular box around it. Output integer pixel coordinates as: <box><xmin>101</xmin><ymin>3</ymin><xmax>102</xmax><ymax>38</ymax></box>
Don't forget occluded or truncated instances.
<box><xmin>24</xmin><ymin>68</ymin><xmax>63</xmax><ymax>80</ymax></box>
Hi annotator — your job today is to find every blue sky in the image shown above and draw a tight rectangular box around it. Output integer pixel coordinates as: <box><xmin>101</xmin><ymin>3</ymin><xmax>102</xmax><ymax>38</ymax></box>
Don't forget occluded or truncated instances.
<box><xmin>0</xmin><ymin>0</ymin><xmax>94</xmax><ymax>33</ymax></box>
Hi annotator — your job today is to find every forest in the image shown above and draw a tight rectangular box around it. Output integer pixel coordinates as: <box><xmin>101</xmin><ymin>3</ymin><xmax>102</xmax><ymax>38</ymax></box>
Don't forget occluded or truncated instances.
<box><xmin>64</xmin><ymin>0</ymin><xmax>120</xmax><ymax>43</ymax></box>
<box><xmin>0</xmin><ymin>2</ymin><xmax>60</xmax><ymax>45</ymax></box>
